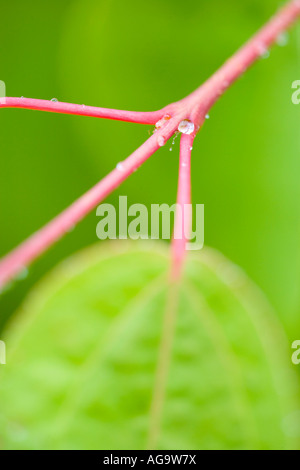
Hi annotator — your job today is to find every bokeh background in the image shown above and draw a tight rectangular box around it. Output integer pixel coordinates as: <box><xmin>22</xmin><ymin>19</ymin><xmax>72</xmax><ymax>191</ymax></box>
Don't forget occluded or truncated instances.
<box><xmin>0</xmin><ymin>0</ymin><xmax>299</xmax><ymax>345</ymax></box>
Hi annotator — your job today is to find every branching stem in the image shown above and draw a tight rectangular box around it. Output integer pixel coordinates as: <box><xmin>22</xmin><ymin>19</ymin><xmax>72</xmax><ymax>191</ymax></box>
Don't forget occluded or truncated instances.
<box><xmin>0</xmin><ymin>0</ymin><xmax>300</xmax><ymax>289</ymax></box>
<box><xmin>0</xmin><ymin>97</ymin><xmax>164</xmax><ymax>125</ymax></box>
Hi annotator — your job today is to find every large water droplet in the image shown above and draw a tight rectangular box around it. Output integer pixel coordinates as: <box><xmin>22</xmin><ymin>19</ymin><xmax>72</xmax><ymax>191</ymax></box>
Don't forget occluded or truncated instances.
<box><xmin>178</xmin><ymin>120</ymin><xmax>195</xmax><ymax>135</ymax></box>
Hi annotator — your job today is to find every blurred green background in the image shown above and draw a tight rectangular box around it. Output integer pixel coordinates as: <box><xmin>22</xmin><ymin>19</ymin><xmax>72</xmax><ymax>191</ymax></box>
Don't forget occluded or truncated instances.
<box><xmin>0</xmin><ymin>0</ymin><xmax>300</xmax><ymax>345</ymax></box>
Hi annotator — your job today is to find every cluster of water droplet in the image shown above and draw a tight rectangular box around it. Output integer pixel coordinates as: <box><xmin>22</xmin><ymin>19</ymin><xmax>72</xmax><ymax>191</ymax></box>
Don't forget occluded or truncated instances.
<box><xmin>255</xmin><ymin>32</ymin><xmax>289</xmax><ymax>62</ymax></box>
<box><xmin>169</xmin><ymin>132</ymin><xmax>179</xmax><ymax>151</ymax></box>
<box><xmin>154</xmin><ymin>114</ymin><xmax>171</xmax><ymax>131</ymax></box>
<box><xmin>153</xmin><ymin>115</ymin><xmax>172</xmax><ymax>147</ymax></box>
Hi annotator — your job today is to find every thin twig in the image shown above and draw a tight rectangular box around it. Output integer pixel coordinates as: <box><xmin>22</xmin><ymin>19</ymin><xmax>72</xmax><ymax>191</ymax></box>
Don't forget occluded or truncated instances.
<box><xmin>0</xmin><ymin>97</ymin><xmax>163</xmax><ymax>125</ymax></box>
<box><xmin>0</xmin><ymin>119</ymin><xmax>179</xmax><ymax>287</ymax></box>
<box><xmin>171</xmin><ymin>134</ymin><xmax>194</xmax><ymax>281</ymax></box>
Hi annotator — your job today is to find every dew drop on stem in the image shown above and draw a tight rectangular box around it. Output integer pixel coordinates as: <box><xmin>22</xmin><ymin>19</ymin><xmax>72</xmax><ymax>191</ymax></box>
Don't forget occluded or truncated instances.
<box><xmin>157</xmin><ymin>135</ymin><xmax>165</xmax><ymax>147</ymax></box>
<box><xmin>169</xmin><ymin>132</ymin><xmax>179</xmax><ymax>151</ymax></box>
<box><xmin>116</xmin><ymin>162</ymin><xmax>124</xmax><ymax>172</ymax></box>
<box><xmin>276</xmin><ymin>32</ymin><xmax>289</xmax><ymax>47</ymax></box>
<box><xmin>155</xmin><ymin>114</ymin><xmax>171</xmax><ymax>131</ymax></box>
<box><xmin>178</xmin><ymin>120</ymin><xmax>195</xmax><ymax>135</ymax></box>
<box><xmin>16</xmin><ymin>267</ymin><xmax>29</xmax><ymax>281</ymax></box>
<box><xmin>262</xmin><ymin>50</ymin><xmax>270</xmax><ymax>59</ymax></box>
<box><xmin>51</xmin><ymin>98</ymin><xmax>58</xmax><ymax>102</ymax></box>
<box><xmin>257</xmin><ymin>43</ymin><xmax>270</xmax><ymax>59</ymax></box>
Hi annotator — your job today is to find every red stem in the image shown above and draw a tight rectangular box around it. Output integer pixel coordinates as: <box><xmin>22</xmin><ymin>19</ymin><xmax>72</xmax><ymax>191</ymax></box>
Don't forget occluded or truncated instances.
<box><xmin>0</xmin><ymin>119</ymin><xmax>179</xmax><ymax>287</ymax></box>
<box><xmin>0</xmin><ymin>97</ymin><xmax>163</xmax><ymax>125</ymax></box>
<box><xmin>1</xmin><ymin>0</ymin><xmax>300</xmax><ymax>288</ymax></box>
<box><xmin>181</xmin><ymin>0</ymin><xmax>300</xmax><ymax>127</ymax></box>
<box><xmin>171</xmin><ymin>134</ymin><xmax>193</xmax><ymax>281</ymax></box>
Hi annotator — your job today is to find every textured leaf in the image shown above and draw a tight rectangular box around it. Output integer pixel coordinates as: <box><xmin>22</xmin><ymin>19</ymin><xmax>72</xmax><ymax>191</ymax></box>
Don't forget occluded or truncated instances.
<box><xmin>0</xmin><ymin>242</ymin><xmax>298</xmax><ymax>450</ymax></box>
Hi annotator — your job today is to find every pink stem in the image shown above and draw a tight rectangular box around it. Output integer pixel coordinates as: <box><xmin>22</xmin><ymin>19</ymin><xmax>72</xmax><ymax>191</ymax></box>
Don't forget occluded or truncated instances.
<box><xmin>171</xmin><ymin>134</ymin><xmax>193</xmax><ymax>281</ymax></box>
<box><xmin>0</xmin><ymin>97</ymin><xmax>164</xmax><ymax>125</ymax></box>
<box><xmin>1</xmin><ymin>0</ymin><xmax>300</xmax><ymax>288</ymax></box>
<box><xmin>0</xmin><ymin>120</ymin><xmax>179</xmax><ymax>287</ymax></box>
<box><xmin>187</xmin><ymin>0</ymin><xmax>300</xmax><ymax>125</ymax></box>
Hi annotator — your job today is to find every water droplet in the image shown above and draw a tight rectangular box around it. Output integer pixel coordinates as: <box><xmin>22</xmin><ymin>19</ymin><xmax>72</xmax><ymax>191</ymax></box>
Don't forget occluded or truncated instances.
<box><xmin>262</xmin><ymin>50</ymin><xmax>270</xmax><ymax>59</ymax></box>
<box><xmin>16</xmin><ymin>267</ymin><xmax>29</xmax><ymax>281</ymax></box>
<box><xmin>20</xmin><ymin>96</ymin><xmax>24</xmax><ymax>99</ymax></box>
<box><xmin>51</xmin><ymin>98</ymin><xmax>58</xmax><ymax>102</ymax></box>
<box><xmin>276</xmin><ymin>32</ymin><xmax>289</xmax><ymax>47</ymax></box>
<box><xmin>157</xmin><ymin>135</ymin><xmax>165</xmax><ymax>147</ymax></box>
<box><xmin>257</xmin><ymin>43</ymin><xmax>270</xmax><ymax>59</ymax></box>
<box><xmin>155</xmin><ymin>114</ymin><xmax>171</xmax><ymax>131</ymax></box>
<box><xmin>190</xmin><ymin>146</ymin><xmax>193</xmax><ymax>150</ymax></box>
<box><xmin>181</xmin><ymin>162</ymin><xmax>187</xmax><ymax>167</ymax></box>
<box><xmin>116</xmin><ymin>162</ymin><xmax>124</xmax><ymax>171</ymax></box>
<box><xmin>178</xmin><ymin>120</ymin><xmax>195</xmax><ymax>135</ymax></box>
<box><xmin>205</xmin><ymin>114</ymin><xmax>210</xmax><ymax>119</ymax></box>
<box><xmin>169</xmin><ymin>132</ymin><xmax>179</xmax><ymax>151</ymax></box>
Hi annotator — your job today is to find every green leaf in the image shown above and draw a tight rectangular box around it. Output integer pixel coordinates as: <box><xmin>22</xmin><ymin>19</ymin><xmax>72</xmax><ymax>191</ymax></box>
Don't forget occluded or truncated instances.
<box><xmin>0</xmin><ymin>242</ymin><xmax>298</xmax><ymax>450</ymax></box>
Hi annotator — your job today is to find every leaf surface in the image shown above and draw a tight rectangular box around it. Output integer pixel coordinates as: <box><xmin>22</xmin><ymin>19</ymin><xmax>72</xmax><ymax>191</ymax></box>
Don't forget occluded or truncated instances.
<box><xmin>0</xmin><ymin>242</ymin><xmax>298</xmax><ymax>450</ymax></box>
